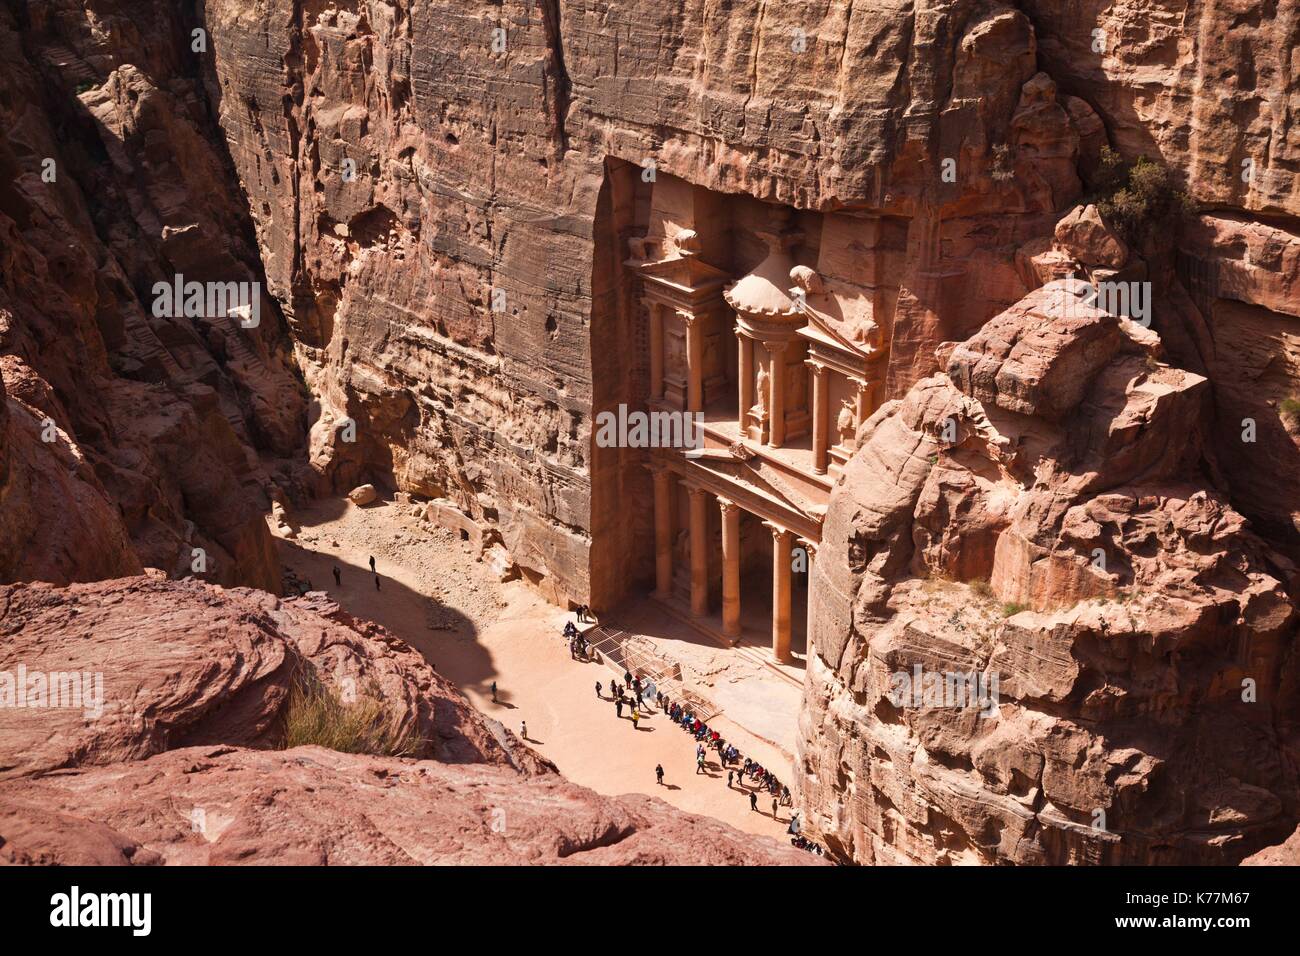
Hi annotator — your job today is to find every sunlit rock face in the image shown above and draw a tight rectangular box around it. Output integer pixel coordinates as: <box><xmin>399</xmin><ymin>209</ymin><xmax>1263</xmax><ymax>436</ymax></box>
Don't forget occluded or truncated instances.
<box><xmin>797</xmin><ymin>282</ymin><xmax>1300</xmax><ymax>865</ymax></box>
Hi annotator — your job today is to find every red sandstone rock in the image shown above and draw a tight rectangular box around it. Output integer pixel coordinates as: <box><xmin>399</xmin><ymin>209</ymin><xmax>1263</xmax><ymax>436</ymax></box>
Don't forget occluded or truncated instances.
<box><xmin>798</xmin><ymin>280</ymin><xmax>1300</xmax><ymax>865</ymax></box>
<box><xmin>0</xmin><ymin>576</ymin><xmax>534</xmax><ymax>779</ymax></box>
<box><xmin>0</xmin><ymin>745</ymin><xmax>814</xmax><ymax>866</ymax></box>
<box><xmin>1242</xmin><ymin>826</ymin><xmax>1300</xmax><ymax>866</ymax></box>
<box><xmin>0</xmin><ymin>576</ymin><xmax>811</xmax><ymax>866</ymax></box>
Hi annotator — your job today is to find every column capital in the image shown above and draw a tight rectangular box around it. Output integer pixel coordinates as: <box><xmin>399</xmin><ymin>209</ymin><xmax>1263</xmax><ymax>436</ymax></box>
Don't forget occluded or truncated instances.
<box><xmin>806</xmin><ymin>358</ymin><xmax>828</xmax><ymax>375</ymax></box>
<box><xmin>797</xmin><ymin>537</ymin><xmax>819</xmax><ymax>556</ymax></box>
<box><xmin>686</xmin><ymin>483</ymin><xmax>711</xmax><ymax>501</ymax></box>
<box><xmin>717</xmin><ymin>496</ymin><xmax>741</xmax><ymax>517</ymax></box>
<box><xmin>762</xmin><ymin>519</ymin><xmax>793</xmax><ymax>539</ymax></box>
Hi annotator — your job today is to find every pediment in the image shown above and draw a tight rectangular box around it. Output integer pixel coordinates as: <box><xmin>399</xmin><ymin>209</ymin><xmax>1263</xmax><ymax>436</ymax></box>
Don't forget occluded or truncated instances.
<box><xmin>680</xmin><ymin>449</ymin><xmax>826</xmax><ymax>533</ymax></box>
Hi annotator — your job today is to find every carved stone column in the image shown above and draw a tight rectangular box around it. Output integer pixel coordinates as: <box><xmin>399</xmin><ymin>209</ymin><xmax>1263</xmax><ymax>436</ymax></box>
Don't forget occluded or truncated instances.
<box><xmin>767</xmin><ymin>522</ymin><xmax>794</xmax><ymax>663</ymax></box>
<box><xmin>719</xmin><ymin>497</ymin><xmax>741</xmax><ymax>640</ymax></box>
<box><xmin>688</xmin><ymin>485</ymin><xmax>710</xmax><ymax>616</ymax></box>
<box><xmin>651</xmin><ymin>466</ymin><xmax>673</xmax><ymax>598</ymax></box>
<box><xmin>767</xmin><ymin>341</ymin><xmax>787</xmax><ymax>447</ymax></box>
<box><xmin>809</xmin><ymin>360</ymin><xmax>828</xmax><ymax>474</ymax></box>
<box><xmin>737</xmin><ymin>330</ymin><xmax>754</xmax><ymax>431</ymax></box>
<box><xmin>650</xmin><ymin>304</ymin><xmax>665</xmax><ymax>401</ymax></box>
<box><xmin>798</xmin><ymin>537</ymin><xmax>818</xmax><ymax>660</ymax></box>
<box><xmin>684</xmin><ymin>312</ymin><xmax>703</xmax><ymax>414</ymax></box>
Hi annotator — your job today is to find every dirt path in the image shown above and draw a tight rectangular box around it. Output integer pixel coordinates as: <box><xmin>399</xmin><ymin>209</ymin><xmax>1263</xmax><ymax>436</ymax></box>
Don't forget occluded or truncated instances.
<box><xmin>272</xmin><ymin>497</ymin><xmax>801</xmax><ymax>844</ymax></box>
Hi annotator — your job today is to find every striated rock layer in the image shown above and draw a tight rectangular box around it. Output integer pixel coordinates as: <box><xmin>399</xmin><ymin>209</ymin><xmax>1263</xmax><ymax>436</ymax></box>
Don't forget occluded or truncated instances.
<box><xmin>0</xmin><ymin>576</ymin><xmax>814</xmax><ymax>866</ymax></box>
<box><xmin>796</xmin><ymin>281</ymin><xmax>1300</xmax><ymax>865</ymax></box>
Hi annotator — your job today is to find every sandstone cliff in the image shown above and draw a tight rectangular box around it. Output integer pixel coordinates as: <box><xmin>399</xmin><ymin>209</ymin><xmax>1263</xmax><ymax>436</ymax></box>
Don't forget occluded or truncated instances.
<box><xmin>797</xmin><ymin>280</ymin><xmax>1300</xmax><ymax>865</ymax></box>
<box><xmin>0</xmin><ymin>1</ymin><xmax>309</xmax><ymax>591</ymax></box>
<box><xmin>0</xmin><ymin>575</ymin><xmax>814</xmax><ymax>865</ymax></box>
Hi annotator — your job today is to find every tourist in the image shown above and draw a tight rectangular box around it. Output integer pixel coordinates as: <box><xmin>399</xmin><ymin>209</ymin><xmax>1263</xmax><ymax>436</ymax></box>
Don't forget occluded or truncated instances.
<box><xmin>727</xmin><ymin>769</ymin><xmax>734</xmax><ymax>789</ymax></box>
<box><xmin>623</xmin><ymin>669</ymin><xmax>632</xmax><ymax>685</ymax></box>
<box><xmin>696</xmin><ymin>752</ymin><xmax>705</xmax><ymax>774</ymax></box>
<box><xmin>749</xmin><ymin>791</ymin><xmax>758</xmax><ymax>812</ymax></box>
<box><xmin>615</xmin><ymin>698</ymin><xmax>623</xmax><ymax>718</ymax></box>
<box><xmin>520</xmin><ymin>720</ymin><xmax>527</xmax><ymax>740</ymax></box>
<box><xmin>368</xmin><ymin>555</ymin><xmax>376</xmax><ymax>573</ymax></box>
<box><xmin>595</xmin><ymin>681</ymin><xmax>603</xmax><ymax>698</ymax></box>
<box><xmin>631</xmin><ymin>708</ymin><xmax>639</xmax><ymax>729</ymax></box>
<box><xmin>332</xmin><ymin>566</ymin><xmax>341</xmax><ymax>587</ymax></box>
<box><xmin>491</xmin><ymin>680</ymin><xmax>497</xmax><ymax>703</ymax></box>
<box><xmin>772</xmin><ymin>796</ymin><xmax>779</xmax><ymax>819</ymax></box>
<box><xmin>656</xmin><ymin>764</ymin><xmax>665</xmax><ymax>786</ymax></box>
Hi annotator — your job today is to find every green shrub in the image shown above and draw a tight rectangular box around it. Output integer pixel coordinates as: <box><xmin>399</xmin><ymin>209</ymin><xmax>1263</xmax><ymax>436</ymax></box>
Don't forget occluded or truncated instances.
<box><xmin>1091</xmin><ymin>146</ymin><xmax>1191</xmax><ymax>247</ymax></box>
<box><xmin>1001</xmin><ymin>601</ymin><xmax>1029</xmax><ymax>617</ymax></box>
<box><xmin>1281</xmin><ymin>397</ymin><xmax>1300</xmax><ymax>425</ymax></box>
<box><xmin>279</xmin><ymin>673</ymin><xmax>424</xmax><ymax>758</ymax></box>
<box><xmin>969</xmin><ymin>578</ymin><xmax>993</xmax><ymax>599</ymax></box>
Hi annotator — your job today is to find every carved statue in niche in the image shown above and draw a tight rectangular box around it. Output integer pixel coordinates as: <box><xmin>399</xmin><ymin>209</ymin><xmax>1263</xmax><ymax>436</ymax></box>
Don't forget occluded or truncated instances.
<box><xmin>836</xmin><ymin>398</ymin><xmax>857</xmax><ymax>445</ymax></box>
<box><xmin>754</xmin><ymin>363</ymin><xmax>769</xmax><ymax>418</ymax></box>
<box><xmin>674</xmin><ymin>527</ymin><xmax>690</xmax><ymax>565</ymax></box>
<box><xmin>665</xmin><ymin>331</ymin><xmax>685</xmax><ymax>373</ymax></box>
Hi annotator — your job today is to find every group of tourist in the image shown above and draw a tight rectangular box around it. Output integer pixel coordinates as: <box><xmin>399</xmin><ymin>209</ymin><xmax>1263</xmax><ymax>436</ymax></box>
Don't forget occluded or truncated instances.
<box><xmin>563</xmin><ymin>615</ymin><xmax>825</xmax><ymax>856</ymax></box>
<box><xmin>564</xmin><ymin>620</ymin><xmax>590</xmax><ymax>660</ymax></box>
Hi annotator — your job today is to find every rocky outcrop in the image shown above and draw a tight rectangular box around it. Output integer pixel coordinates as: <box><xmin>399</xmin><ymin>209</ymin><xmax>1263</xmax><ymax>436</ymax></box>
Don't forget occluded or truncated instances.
<box><xmin>0</xmin><ymin>575</ymin><xmax>813</xmax><ymax>866</ymax></box>
<box><xmin>1243</xmin><ymin>825</ymin><xmax>1300</xmax><ymax>866</ymax></box>
<box><xmin>0</xmin><ymin>575</ymin><xmax>533</xmax><ymax>778</ymax></box>
<box><xmin>0</xmin><ymin>2</ymin><xmax>307</xmax><ymax>591</ymax></box>
<box><xmin>797</xmin><ymin>280</ymin><xmax>1300</xmax><ymax>865</ymax></box>
<box><xmin>0</xmin><ymin>744</ymin><xmax>815</xmax><ymax>866</ymax></box>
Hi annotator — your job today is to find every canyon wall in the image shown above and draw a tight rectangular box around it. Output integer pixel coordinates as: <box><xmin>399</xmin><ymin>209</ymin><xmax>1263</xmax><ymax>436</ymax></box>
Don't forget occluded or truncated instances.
<box><xmin>0</xmin><ymin>0</ymin><xmax>307</xmax><ymax>591</ymax></box>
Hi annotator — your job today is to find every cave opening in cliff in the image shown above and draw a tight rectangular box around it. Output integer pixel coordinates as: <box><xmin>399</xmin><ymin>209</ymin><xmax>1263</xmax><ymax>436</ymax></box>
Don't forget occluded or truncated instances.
<box><xmin>589</xmin><ymin>159</ymin><xmax>889</xmax><ymax>666</ymax></box>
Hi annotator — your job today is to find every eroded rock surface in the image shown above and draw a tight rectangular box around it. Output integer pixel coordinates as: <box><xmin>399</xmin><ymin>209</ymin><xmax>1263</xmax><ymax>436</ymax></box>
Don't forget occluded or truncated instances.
<box><xmin>797</xmin><ymin>281</ymin><xmax>1300</xmax><ymax>865</ymax></box>
<box><xmin>0</xmin><ymin>576</ymin><xmax>812</xmax><ymax>866</ymax></box>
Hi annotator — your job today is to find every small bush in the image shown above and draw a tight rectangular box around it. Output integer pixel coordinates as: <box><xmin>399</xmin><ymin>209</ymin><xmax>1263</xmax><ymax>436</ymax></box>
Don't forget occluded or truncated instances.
<box><xmin>1091</xmin><ymin>146</ymin><xmax>1191</xmax><ymax>247</ymax></box>
<box><xmin>970</xmin><ymin>578</ymin><xmax>993</xmax><ymax>599</ymax></box>
<box><xmin>1001</xmin><ymin>601</ymin><xmax>1029</xmax><ymax>617</ymax></box>
<box><xmin>1281</xmin><ymin>397</ymin><xmax>1300</xmax><ymax>425</ymax></box>
<box><xmin>280</xmin><ymin>673</ymin><xmax>424</xmax><ymax>758</ymax></box>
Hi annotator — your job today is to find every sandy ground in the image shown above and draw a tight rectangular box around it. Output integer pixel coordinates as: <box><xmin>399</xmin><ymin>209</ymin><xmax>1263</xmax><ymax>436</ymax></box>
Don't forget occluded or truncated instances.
<box><xmin>272</xmin><ymin>497</ymin><xmax>802</xmax><ymax>843</ymax></box>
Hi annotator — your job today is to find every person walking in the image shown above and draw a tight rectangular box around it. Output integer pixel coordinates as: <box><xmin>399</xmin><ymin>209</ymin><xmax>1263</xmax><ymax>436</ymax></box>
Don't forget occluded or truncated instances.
<box><xmin>772</xmin><ymin>796</ymin><xmax>779</xmax><ymax>820</ymax></box>
<box><xmin>631</xmin><ymin>708</ymin><xmax>639</xmax><ymax>730</ymax></box>
<box><xmin>595</xmin><ymin>681</ymin><xmax>603</xmax><ymax>698</ymax></box>
<box><xmin>749</xmin><ymin>791</ymin><xmax>758</xmax><ymax>812</ymax></box>
<box><xmin>696</xmin><ymin>751</ymin><xmax>705</xmax><ymax>774</ymax></box>
<box><xmin>615</xmin><ymin>698</ymin><xmax>623</xmax><ymax>718</ymax></box>
<box><xmin>520</xmin><ymin>720</ymin><xmax>527</xmax><ymax>740</ymax></box>
<box><xmin>368</xmin><ymin>555</ymin><xmax>376</xmax><ymax>573</ymax></box>
<box><xmin>655</xmin><ymin>764</ymin><xmax>665</xmax><ymax>786</ymax></box>
<box><xmin>727</xmin><ymin>769</ymin><xmax>734</xmax><ymax>789</ymax></box>
<box><xmin>490</xmin><ymin>680</ymin><xmax>497</xmax><ymax>703</ymax></box>
<box><xmin>332</xmin><ymin>565</ymin><xmax>341</xmax><ymax>587</ymax></box>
